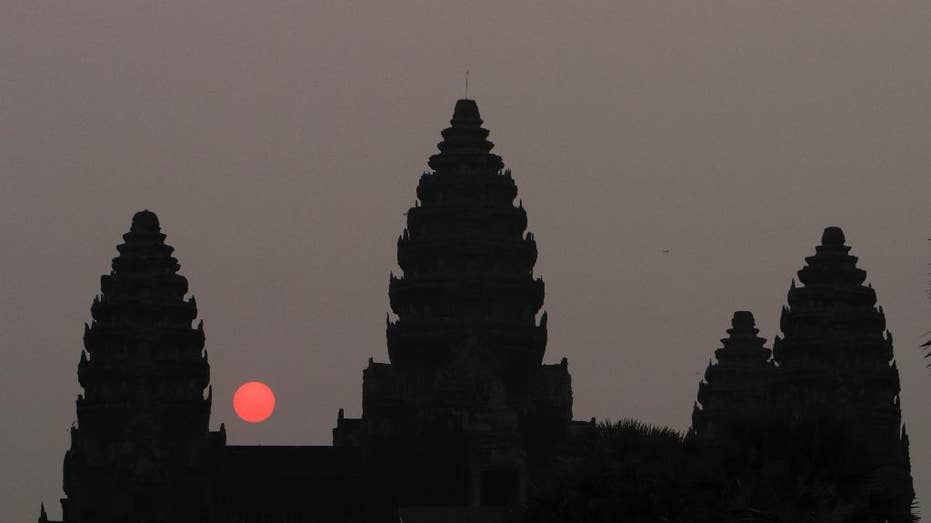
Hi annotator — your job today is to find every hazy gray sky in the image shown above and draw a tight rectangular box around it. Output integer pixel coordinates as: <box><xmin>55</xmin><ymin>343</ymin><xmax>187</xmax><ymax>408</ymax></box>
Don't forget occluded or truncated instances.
<box><xmin>2</xmin><ymin>1</ymin><xmax>930</xmax><ymax>520</ymax></box>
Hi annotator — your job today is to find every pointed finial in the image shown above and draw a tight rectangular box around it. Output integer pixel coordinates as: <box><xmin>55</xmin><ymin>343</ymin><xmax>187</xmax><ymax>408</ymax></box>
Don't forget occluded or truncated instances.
<box><xmin>39</xmin><ymin>503</ymin><xmax>48</xmax><ymax>523</ymax></box>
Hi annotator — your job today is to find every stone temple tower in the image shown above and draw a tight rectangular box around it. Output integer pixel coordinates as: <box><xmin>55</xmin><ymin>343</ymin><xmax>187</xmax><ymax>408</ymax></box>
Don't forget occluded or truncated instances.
<box><xmin>772</xmin><ymin>226</ymin><xmax>914</xmax><ymax>518</ymax></box>
<box><xmin>60</xmin><ymin>210</ymin><xmax>217</xmax><ymax>522</ymax></box>
<box><xmin>773</xmin><ymin>227</ymin><xmax>904</xmax><ymax>433</ymax></box>
<box><xmin>334</xmin><ymin>99</ymin><xmax>574</xmax><ymax>510</ymax></box>
<box><xmin>690</xmin><ymin>311</ymin><xmax>774</xmax><ymax>439</ymax></box>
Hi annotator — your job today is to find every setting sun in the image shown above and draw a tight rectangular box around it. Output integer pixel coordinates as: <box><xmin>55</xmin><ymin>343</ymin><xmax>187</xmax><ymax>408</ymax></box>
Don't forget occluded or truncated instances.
<box><xmin>233</xmin><ymin>381</ymin><xmax>275</xmax><ymax>423</ymax></box>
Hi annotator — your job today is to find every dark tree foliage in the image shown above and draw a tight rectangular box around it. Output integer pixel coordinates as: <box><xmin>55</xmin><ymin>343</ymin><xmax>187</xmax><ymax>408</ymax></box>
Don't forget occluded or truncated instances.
<box><xmin>523</xmin><ymin>419</ymin><xmax>725</xmax><ymax>523</ymax></box>
<box><xmin>523</xmin><ymin>418</ymin><xmax>919</xmax><ymax>523</ymax></box>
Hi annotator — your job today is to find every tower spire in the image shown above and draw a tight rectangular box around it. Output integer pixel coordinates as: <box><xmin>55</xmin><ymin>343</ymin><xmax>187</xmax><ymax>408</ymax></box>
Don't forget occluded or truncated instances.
<box><xmin>389</xmin><ymin>99</ymin><xmax>543</xmax><ymax>369</ymax></box>
<box><xmin>359</xmin><ymin>98</ymin><xmax>572</xmax><ymax>508</ymax></box>
<box><xmin>426</xmin><ymin>98</ymin><xmax>502</xmax><ymax>174</ymax></box>
<box><xmin>772</xmin><ymin>226</ymin><xmax>914</xmax><ymax>515</ymax></box>
<box><xmin>62</xmin><ymin>210</ymin><xmax>212</xmax><ymax>522</ymax></box>
<box><xmin>690</xmin><ymin>311</ymin><xmax>773</xmax><ymax>439</ymax></box>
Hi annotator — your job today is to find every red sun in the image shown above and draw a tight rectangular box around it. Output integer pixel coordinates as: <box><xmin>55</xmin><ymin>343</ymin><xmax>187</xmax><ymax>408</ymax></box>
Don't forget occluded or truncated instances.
<box><xmin>233</xmin><ymin>381</ymin><xmax>276</xmax><ymax>423</ymax></box>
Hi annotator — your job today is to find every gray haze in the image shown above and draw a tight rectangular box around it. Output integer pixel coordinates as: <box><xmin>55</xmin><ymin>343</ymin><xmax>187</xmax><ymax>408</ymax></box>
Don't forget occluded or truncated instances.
<box><xmin>2</xmin><ymin>1</ymin><xmax>930</xmax><ymax>520</ymax></box>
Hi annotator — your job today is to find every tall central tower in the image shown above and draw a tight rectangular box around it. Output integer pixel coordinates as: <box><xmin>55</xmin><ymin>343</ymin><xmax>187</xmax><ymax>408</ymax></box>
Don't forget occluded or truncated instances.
<box><xmin>336</xmin><ymin>99</ymin><xmax>573</xmax><ymax>510</ymax></box>
<box><xmin>389</xmin><ymin>98</ymin><xmax>546</xmax><ymax>383</ymax></box>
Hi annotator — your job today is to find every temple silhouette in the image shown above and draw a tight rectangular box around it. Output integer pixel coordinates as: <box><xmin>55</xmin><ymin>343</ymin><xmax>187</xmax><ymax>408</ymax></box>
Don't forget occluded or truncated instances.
<box><xmin>40</xmin><ymin>99</ymin><xmax>915</xmax><ymax>522</ymax></box>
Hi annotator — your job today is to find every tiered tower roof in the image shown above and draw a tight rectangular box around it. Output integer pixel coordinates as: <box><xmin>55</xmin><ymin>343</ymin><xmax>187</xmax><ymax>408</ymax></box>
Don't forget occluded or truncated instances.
<box><xmin>388</xmin><ymin>99</ymin><xmax>546</xmax><ymax>377</ymax></box>
<box><xmin>772</xmin><ymin>227</ymin><xmax>898</xmax><ymax>429</ymax></box>
<box><xmin>63</xmin><ymin>210</ymin><xmax>212</xmax><ymax>521</ymax></box>
<box><xmin>770</xmin><ymin>226</ymin><xmax>914</xmax><ymax>517</ymax></box>
<box><xmin>691</xmin><ymin>311</ymin><xmax>773</xmax><ymax>438</ymax></box>
<box><xmin>77</xmin><ymin>210</ymin><xmax>210</xmax><ymax>426</ymax></box>
<box><xmin>427</xmin><ymin>99</ymin><xmax>504</xmax><ymax>173</ymax></box>
<box><xmin>349</xmin><ymin>99</ymin><xmax>572</xmax><ymax>509</ymax></box>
